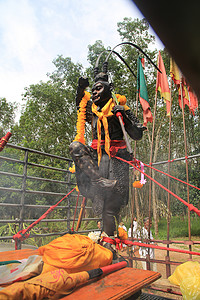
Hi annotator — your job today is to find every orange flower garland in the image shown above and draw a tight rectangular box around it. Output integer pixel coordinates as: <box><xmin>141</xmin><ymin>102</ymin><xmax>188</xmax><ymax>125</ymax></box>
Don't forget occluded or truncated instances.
<box><xmin>73</xmin><ymin>91</ymin><xmax>91</xmax><ymax>145</ymax></box>
<box><xmin>69</xmin><ymin>91</ymin><xmax>90</xmax><ymax>175</ymax></box>
<box><xmin>115</xmin><ymin>94</ymin><xmax>127</xmax><ymax>105</ymax></box>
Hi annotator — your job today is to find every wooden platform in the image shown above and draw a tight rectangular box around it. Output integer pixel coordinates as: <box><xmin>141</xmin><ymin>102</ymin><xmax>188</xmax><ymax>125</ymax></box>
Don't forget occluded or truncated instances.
<box><xmin>63</xmin><ymin>267</ymin><xmax>161</xmax><ymax>300</ymax></box>
<box><xmin>0</xmin><ymin>248</ymin><xmax>39</xmax><ymax>262</ymax></box>
<box><xmin>0</xmin><ymin>249</ymin><xmax>161</xmax><ymax>299</ymax></box>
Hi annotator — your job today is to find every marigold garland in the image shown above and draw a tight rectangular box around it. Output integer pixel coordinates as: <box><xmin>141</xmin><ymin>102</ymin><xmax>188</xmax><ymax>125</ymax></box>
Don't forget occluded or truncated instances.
<box><xmin>72</xmin><ymin>91</ymin><xmax>127</xmax><ymax>167</ymax></box>
<box><xmin>73</xmin><ymin>91</ymin><xmax>91</xmax><ymax>145</ymax></box>
<box><xmin>69</xmin><ymin>164</ymin><xmax>75</xmax><ymax>173</ymax></box>
<box><xmin>118</xmin><ymin>227</ymin><xmax>128</xmax><ymax>240</ymax></box>
<box><xmin>115</xmin><ymin>94</ymin><xmax>127</xmax><ymax>105</ymax></box>
<box><xmin>69</xmin><ymin>91</ymin><xmax>90</xmax><ymax>174</ymax></box>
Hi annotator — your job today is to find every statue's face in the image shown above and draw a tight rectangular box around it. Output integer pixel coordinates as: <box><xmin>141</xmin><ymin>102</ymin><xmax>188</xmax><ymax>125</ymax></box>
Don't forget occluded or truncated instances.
<box><xmin>92</xmin><ymin>82</ymin><xmax>111</xmax><ymax>107</ymax></box>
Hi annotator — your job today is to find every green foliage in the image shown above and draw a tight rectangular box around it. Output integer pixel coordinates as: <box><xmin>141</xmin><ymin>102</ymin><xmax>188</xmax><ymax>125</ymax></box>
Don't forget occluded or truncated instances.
<box><xmin>0</xmin><ymin>98</ymin><xmax>18</xmax><ymax>136</ymax></box>
<box><xmin>152</xmin><ymin>216</ymin><xmax>200</xmax><ymax>239</ymax></box>
<box><xmin>11</xmin><ymin>56</ymin><xmax>83</xmax><ymax>157</ymax></box>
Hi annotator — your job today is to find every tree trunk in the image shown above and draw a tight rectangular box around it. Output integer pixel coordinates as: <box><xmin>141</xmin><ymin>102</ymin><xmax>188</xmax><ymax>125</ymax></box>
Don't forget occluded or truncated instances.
<box><xmin>135</xmin><ymin>188</ymin><xmax>140</xmax><ymax>220</ymax></box>
<box><xmin>152</xmin><ymin>121</ymin><xmax>163</xmax><ymax>237</ymax></box>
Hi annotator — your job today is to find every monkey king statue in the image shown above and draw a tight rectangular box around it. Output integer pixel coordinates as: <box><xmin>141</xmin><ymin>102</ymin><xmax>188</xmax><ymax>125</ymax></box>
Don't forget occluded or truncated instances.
<box><xmin>70</xmin><ymin>56</ymin><xmax>146</xmax><ymax>237</ymax></box>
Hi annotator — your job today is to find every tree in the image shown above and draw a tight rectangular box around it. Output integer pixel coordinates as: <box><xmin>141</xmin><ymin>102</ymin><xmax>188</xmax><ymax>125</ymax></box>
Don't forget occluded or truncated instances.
<box><xmin>0</xmin><ymin>98</ymin><xmax>17</xmax><ymax>137</ymax></box>
<box><xmin>12</xmin><ymin>56</ymin><xmax>83</xmax><ymax>157</ymax></box>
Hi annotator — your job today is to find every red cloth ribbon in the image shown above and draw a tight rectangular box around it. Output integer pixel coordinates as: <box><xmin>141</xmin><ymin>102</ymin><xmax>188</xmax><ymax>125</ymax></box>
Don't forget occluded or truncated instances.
<box><xmin>91</xmin><ymin>139</ymin><xmax>126</xmax><ymax>157</ymax></box>
<box><xmin>13</xmin><ymin>230</ymin><xmax>30</xmax><ymax>250</ymax></box>
<box><xmin>102</xmin><ymin>236</ymin><xmax>123</xmax><ymax>250</ymax></box>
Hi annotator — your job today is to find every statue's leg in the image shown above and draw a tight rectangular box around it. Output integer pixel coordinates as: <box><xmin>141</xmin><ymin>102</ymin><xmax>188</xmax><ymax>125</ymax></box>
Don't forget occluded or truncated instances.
<box><xmin>101</xmin><ymin>151</ymin><xmax>130</xmax><ymax>236</ymax></box>
<box><xmin>102</xmin><ymin>192</ymin><xmax>121</xmax><ymax>236</ymax></box>
<box><xmin>69</xmin><ymin>141</ymin><xmax>117</xmax><ymax>214</ymax></box>
<box><xmin>69</xmin><ymin>141</ymin><xmax>116</xmax><ymax>188</ymax></box>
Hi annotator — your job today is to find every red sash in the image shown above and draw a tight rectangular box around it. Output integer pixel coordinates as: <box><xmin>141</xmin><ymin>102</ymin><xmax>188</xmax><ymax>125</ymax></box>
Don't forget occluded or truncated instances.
<box><xmin>91</xmin><ymin>139</ymin><xmax>126</xmax><ymax>157</ymax></box>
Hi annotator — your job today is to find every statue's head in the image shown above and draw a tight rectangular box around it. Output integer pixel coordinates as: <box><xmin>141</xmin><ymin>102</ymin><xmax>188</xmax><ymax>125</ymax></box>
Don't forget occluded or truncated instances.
<box><xmin>91</xmin><ymin>72</ymin><xmax>113</xmax><ymax>107</ymax></box>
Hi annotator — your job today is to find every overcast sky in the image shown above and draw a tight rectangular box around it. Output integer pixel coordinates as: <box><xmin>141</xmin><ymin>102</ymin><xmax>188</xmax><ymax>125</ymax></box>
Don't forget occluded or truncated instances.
<box><xmin>0</xmin><ymin>0</ymin><xmax>163</xmax><ymax>116</ymax></box>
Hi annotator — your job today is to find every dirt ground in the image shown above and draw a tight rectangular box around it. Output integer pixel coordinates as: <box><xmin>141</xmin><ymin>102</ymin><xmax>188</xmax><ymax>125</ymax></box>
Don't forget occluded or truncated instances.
<box><xmin>120</xmin><ymin>241</ymin><xmax>200</xmax><ymax>299</ymax></box>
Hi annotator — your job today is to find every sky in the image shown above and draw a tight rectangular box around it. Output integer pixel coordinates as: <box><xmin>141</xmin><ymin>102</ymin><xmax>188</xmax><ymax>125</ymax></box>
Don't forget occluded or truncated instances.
<box><xmin>0</xmin><ymin>0</ymin><xmax>163</xmax><ymax>119</ymax></box>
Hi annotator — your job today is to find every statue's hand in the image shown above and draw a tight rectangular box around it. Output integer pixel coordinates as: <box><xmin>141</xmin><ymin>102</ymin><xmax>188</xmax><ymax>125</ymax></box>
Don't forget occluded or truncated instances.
<box><xmin>76</xmin><ymin>77</ymin><xmax>89</xmax><ymax>107</ymax></box>
<box><xmin>112</xmin><ymin>105</ymin><xmax>126</xmax><ymax>117</ymax></box>
<box><xmin>136</xmin><ymin>124</ymin><xmax>147</xmax><ymax>131</ymax></box>
<box><xmin>78</xmin><ymin>77</ymin><xmax>89</xmax><ymax>89</ymax></box>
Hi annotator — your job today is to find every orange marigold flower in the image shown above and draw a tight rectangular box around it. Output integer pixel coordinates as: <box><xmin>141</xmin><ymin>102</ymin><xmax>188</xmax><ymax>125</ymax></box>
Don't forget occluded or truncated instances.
<box><xmin>118</xmin><ymin>227</ymin><xmax>128</xmax><ymax>240</ymax></box>
<box><xmin>133</xmin><ymin>181</ymin><xmax>143</xmax><ymax>188</ymax></box>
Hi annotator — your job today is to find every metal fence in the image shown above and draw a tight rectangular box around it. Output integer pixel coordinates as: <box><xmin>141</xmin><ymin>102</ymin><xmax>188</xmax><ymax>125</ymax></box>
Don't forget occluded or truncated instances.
<box><xmin>0</xmin><ymin>144</ymin><xmax>199</xmax><ymax>297</ymax></box>
<box><xmin>0</xmin><ymin>143</ymin><xmax>99</xmax><ymax>249</ymax></box>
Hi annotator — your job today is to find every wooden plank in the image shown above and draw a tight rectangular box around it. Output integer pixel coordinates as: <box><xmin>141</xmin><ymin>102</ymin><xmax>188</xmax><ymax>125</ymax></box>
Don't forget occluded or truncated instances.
<box><xmin>62</xmin><ymin>268</ymin><xmax>161</xmax><ymax>300</ymax></box>
<box><xmin>0</xmin><ymin>250</ymin><xmax>161</xmax><ymax>299</ymax></box>
<box><xmin>0</xmin><ymin>249</ymin><xmax>39</xmax><ymax>262</ymax></box>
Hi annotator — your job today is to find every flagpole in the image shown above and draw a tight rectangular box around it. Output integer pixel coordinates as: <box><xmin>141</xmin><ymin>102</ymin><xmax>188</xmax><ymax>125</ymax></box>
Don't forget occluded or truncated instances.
<box><xmin>147</xmin><ymin>87</ymin><xmax>157</xmax><ymax>270</ymax></box>
<box><xmin>166</xmin><ymin>76</ymin><xmax>173</xmax><ymax>277</ymax></box>
<box><xmin>129</xmin><ymin>90</ymin><xmax>139</xmax><ymax>267</ymax></box>
<box><xmin>134</xmin><ymin>91</ymin><xmax>140</xmax><ymax>222</ymax></box>
<box><xmin>180</xmin><ymin>78</ymin><xmax>192</xmax><ymax>258</ymax></box>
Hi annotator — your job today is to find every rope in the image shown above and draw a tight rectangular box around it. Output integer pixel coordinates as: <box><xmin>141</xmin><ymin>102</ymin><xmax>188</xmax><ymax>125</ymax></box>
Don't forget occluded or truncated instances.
<box><xmin>102</xmin><ymin>236</ymin><xmax>200</xmax><ymax>256</ymax></box>
<box><xmin>116</xmin><ymin>156</ymin><xmax>200</xmax><ymax>217</ymax></box>
<box><xmin>13</xmin><ymin>187</ymin><xmax>76</xmax><ymax>249</ymax></box>
<box><xmin>123</xmin><ymin>239</ymin><xmax>200</xmax><ymax>256</ymax></box>
<box><xmin>143</xmin><ymin>162</ymin><xmax>200</xmax><ymax>191</ymax></box>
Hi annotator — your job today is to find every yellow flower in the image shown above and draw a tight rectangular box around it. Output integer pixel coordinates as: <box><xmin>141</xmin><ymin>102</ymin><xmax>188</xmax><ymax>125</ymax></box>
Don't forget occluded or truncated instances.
<box><xmin>69</xmin><ymin>164</ymin><xmax>76</xmax><ymax>173</ymax></box>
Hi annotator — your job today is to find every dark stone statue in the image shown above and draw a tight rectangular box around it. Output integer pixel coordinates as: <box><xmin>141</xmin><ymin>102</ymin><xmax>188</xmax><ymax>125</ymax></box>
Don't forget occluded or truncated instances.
<box><xmin>70</xmin><ymin>74</ymin><xmax>145</xmax><ymax>236</ymax></box>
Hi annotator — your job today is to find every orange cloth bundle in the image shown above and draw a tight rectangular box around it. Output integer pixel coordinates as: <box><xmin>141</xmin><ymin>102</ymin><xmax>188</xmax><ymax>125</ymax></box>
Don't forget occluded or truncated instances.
<box><xmin>38</xmin><ymin>234</ymin><xmax>113</xmax><ymax>274</ymax></box>
<box><xmin>0</xmin><ymin>268</ymin><xmax>89</xmax><ymax>300</ymax></box>
<box><xmin>118</xmin><ymin>227</ymin><xmax>128</xmax><ymax>240</ymax></box>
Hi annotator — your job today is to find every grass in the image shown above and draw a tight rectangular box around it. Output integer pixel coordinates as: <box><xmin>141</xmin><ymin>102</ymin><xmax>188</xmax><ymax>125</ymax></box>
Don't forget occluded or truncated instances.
<box><xmin>151</xmin><ymin>215</ymin><xmax>200</xmax><ymax>240</ymax></box>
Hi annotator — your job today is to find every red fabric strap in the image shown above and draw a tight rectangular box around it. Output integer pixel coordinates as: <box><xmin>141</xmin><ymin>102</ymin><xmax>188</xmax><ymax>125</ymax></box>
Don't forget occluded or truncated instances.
<box><xmin>102</xmin><ymin>236</ymin><xmax>123</xmax><ymax>250</ymax></box>
<box><xmin>91</xmin><ymin>139</ymin><xmax>126</xmax><ymax>157</ymax></box>
<box><xmin>103</xmin><ymin>236</ymin><xmax>200</xmax><ymax>256</ymax></box>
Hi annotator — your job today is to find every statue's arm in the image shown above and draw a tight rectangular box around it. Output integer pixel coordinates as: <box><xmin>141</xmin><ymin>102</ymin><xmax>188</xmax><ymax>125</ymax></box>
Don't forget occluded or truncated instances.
<box><xmin>112</xmin><ymin>105</ymin><xmax>146</xmax><ymax>140</ymax></box>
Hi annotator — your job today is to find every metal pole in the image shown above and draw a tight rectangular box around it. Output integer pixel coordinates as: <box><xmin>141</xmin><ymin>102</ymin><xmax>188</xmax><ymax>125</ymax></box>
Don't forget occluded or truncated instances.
<box><xmin>166</xmin><ymin>77</ymin><xmax>172</xmax><ymax>277</ymax></box>
<box><xmin>180</xmin><ymin>79</ymin><xmax>192</xmax><ymax>259</ymax></box>
<box><xmin>18</xmin><ymin>150</ymin><xmax>28</xmax><ymax>249</ymax></box>
<box><xmin>66</xmin><ymin>161</ymin><xmax>72</xmax><ymax>232</ymax></box>
<box><xmin>147</xmin><ymin>89</ymin><xmax>158</xmax><ymax>270</ymax></box>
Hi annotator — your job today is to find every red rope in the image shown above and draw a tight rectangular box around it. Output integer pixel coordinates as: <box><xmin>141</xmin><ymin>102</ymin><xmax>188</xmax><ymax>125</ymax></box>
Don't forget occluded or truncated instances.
<box><xmin>102</xmin><ymin>236</ymin><xmax>200</xmax><ymax>256</ymax></box>
<box><xmin>123</xmin><ymin>239</ymin><xmax>200</xmax><ymax>256</ymax></box>
<box><xmin>13</xmin><ymin>187</ymin><xmax>76</xmax><ymax>249</ymax></box>
<box><xmin>116</xmin><ymin>156</ymin><xmax>200</xmax><ymax>217</ymax></box>
<box><xmin>143</xmin><ymin>162</ymin><xmax>200</xmax><ymax>191</ymax></box>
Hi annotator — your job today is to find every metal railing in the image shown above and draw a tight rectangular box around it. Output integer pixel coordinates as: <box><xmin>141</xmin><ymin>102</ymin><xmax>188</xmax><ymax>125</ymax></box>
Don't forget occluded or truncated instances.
<box><xmin>0</xmin><ymin>143</ymin><xmax>199</xmax><ymax>297</ymax></box>
<box><xmin>0</xmin><ymin>143</ymin><xmax>99</xmax><ymax>249</ymax></box>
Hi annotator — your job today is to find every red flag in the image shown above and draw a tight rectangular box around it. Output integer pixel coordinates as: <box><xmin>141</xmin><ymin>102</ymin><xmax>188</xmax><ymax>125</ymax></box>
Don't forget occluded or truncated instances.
<box><xmin>156</xmin><ymin>51</ymin><xmax>171</xmax><ymax>116</ymax></box>
<box><xmin>170</xmin><ymin>58</ymin><xmax>198</xmax><ymax>115</ymax></box>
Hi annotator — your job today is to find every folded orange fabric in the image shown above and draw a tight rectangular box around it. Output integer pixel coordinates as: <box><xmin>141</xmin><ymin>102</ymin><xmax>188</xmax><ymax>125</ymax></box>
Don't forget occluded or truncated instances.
<box><xmin>0</xmin><ymin>268</ymin><xmax>89</xmax><ymax>300</ymax></box>
<box><xmin>38</xmin><ymin>234</ymin><xmax>113</xmax><ymax>274</ymax></box>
